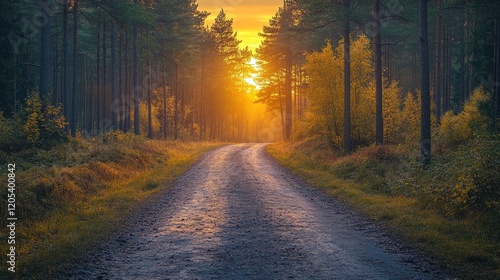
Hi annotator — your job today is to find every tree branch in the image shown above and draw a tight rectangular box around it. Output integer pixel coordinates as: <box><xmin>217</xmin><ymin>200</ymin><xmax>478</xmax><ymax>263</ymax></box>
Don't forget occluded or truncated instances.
<box><xmin>382</xmin><ymin>33</ymin><xmax>412</xmax><ymax>46</ymax></box>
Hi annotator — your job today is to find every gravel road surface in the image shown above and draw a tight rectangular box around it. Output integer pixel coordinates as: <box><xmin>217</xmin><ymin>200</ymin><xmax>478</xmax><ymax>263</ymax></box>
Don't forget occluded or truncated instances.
<box><xmin>63</xmin><ymin>143</ymin><xmax>449</xmax><ymax>279</ymax></box>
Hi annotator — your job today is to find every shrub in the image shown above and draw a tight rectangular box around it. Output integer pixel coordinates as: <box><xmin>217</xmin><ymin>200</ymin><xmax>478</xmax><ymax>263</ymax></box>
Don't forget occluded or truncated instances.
<box><xmin>438</xmin><ymin>86</ymin><xmax>491</xmax><ymax>149</ymax></box>
<box><xmin>414</xmin><ymin>134</ymin><xmax>500</xmax><ymax>216</ymax></box>
<box><xmin>1</xmin><ymin>92</ymin><xmax>68</xmax><ymax>152</ymax></box>
<box><xmin>453</xmin><ymin>135</ymin><xmax>500</xmax><ymax>213</ymax></box>
<box><xmin>400</xmin><ymin>92</ymin><xmax>421</xmax><ymax>149</ymax></box>
<box><xmin>0</xmin><ymin>111</ymin><xmax>26</xmax><ymax>152</ymax></box>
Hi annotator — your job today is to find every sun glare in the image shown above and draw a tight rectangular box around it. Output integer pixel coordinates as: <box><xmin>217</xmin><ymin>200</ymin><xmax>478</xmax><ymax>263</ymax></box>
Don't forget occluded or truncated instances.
<box><xmin>245</xmin><ymin>57</ymin><xmax>261</xmax><ymax>90</ymax></box>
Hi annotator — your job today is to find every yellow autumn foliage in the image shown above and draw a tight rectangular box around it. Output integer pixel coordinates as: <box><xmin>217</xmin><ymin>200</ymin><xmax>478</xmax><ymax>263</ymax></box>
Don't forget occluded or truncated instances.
<box><xmin>439</xmin><ymin>85</ymin><xmax>490</xmax><ymax>148</ymax></box>
<box><xmin>302</xmin><ymin>35</ymin><xmax>402</xmax><ymax>148</ymax></box>
<box><xmin>401</xmin><ymin>92</ymin><xmax>421</xmax><ymax>148</ymax></box>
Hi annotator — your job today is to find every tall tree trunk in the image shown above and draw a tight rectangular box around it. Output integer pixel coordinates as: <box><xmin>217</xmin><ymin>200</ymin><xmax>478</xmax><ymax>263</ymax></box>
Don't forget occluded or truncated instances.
<box><xmin>420</xmin><ymin>0</ymin><xmax>432</xmax><ymax>165</ymax></box>
<box><xmin>102</xmin><ymin>22</ymin><xmax>107</xmax><ymax>132</ymax></box>
<box><xmin>494</xmin><ymin>9</ymin><xmax>500</xmax><ymax>131</ymax></box>
<box><xmin>162</xmin><ymin>48</ymin><xmax>168</xmax><ymax>139</ymax></box>
<box><xmin>71</xmin><ymin>0</ymin><xmax>78</xmax><ymax>137</ymax></box>
<box><xmin>374</xmin><ymin>0</ymin><xmax>383</xmax><ymax>145</ymax></box>
<box><xmin>96</xmin><ymin>27</ymin><xmax>101</xmax><ymax>134</ymax></box>
<box><xmin>40</xmin><ymin>0</ymin><xmax>51</xmax><ymax>98</ymax></box>
<box><xmin>62</xmin><ymin>0</ymin><xmax>69</xmax><ymax>127</ymax></box>
<box><xmin>434</xmin><ymin>0</ymin><xmax>442</xmax><ymax>122</ymax></box>
<box><xmin>84</xmin><ymin>55</ymin><xmax>91</xmax><ymax>133</ymax></box>
<box><xmin>125</xmin><ymin>31</ymin><xmax>131</xmax><ymax>132</ymax></box>
<box><xmin>147</xmin><ymin>34</ymin><xmax>153</xmax><ymax>139</ymax></box>
<box><xmin>133</xmin><ymin>21</ymin><xmax>140</xmax><ymax>135</ymax></box>
<box><xmin>53</xmin><ymin>34</ymin><xmax>58</xmax><ymax>105</ymax></box>
<box><xmin>174</xmin><ymin>62</ymin><xmax>179</xmax><ymax>140</ymax></box>
<box><xmin>277</xmin><ymin>78</ymin><xmax>285</xmax><ymax>140</ymax></box>
<box><xmin>466</xmin><ymin>14</ymin><xmax>475</xmax><ymax>100</ymax></box>
<box><xmin>343</xmin><ymin>0</ymin><xmax>352</xmax><ymax>153</ymax></box>
<box><xmin>459</xmin><ymin>5</ymin><xmax>466</xmax><ymax>108</ymax></box>
<box><xmin>118</xmin><ymin>30</ymin><xmax>124</xmax><ymax>131</ymax></box>
<box><xmin>444</xmin><ymin>26</ymin><xmax>451</xmax><ymax>112</ymax></box>
<box><xmin>111</xmin><ymin>23</ymin><xmax>118</xmax><ymax>131</ymax></box>
<box><xmin>285</xmin><ymin>48</ymin><xmax>292</xmax><ymax>140</ymax></box>
<box><xmin>199</xmin><ymin>52</ymin><xmax>204</xmax><ymax>140</ymax></box>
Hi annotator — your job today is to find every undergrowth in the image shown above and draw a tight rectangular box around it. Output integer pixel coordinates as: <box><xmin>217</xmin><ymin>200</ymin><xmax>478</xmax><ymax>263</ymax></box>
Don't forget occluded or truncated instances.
<box><xmin>268</xmin><ymin>135</ymin><xmax>500</xmax><ymax>279</ymax></box>
<box><xmin>0</xmin><ymin>132</ymin><xmax>221</xmax><ymax>279</ymax></box>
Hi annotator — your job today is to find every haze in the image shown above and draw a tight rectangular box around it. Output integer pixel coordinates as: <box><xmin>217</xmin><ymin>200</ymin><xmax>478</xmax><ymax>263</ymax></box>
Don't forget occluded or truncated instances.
<box><xmin>197</xmin><ymin>0</ymin><xmax>283</xmax><ymax>52</ymax></box>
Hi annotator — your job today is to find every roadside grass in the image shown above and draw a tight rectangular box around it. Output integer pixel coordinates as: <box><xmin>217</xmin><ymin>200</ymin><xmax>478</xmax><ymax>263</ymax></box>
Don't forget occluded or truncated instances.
<box><xmin>267</xmin><ymin>139</ymin><xmax>500</xmax><ymax>280</ymax></box>
<box><xmin>0</xmin><ymin>135</ymin><xmax>221</xmax><ymax>279</ymax></box>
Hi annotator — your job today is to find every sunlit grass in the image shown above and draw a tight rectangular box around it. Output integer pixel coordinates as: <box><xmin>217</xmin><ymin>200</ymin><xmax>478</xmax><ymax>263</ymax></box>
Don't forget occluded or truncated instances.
<box><xmin>267</xmin><ymin>141</ymin><xmax>500</xmax><ymax>279</ymax></box>
<box><xmin>0</xmin><ymin>138</ymin><xmax>222</xmax><ymax>279</ymax></box>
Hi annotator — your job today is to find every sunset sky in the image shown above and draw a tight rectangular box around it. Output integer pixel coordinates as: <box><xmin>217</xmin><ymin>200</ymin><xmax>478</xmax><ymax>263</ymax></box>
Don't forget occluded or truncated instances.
<box><xmin>197</xmin><ymin>0</ymin><xmax>284</xmax><ymax>52</ymax></box>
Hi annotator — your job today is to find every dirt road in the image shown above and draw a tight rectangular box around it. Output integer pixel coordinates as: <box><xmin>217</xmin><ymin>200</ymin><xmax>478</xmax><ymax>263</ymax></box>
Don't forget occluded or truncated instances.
<box><xmin>64</xmin><ymin>144</ymin><xmax>447</xmax><ymax>279</ymax></box>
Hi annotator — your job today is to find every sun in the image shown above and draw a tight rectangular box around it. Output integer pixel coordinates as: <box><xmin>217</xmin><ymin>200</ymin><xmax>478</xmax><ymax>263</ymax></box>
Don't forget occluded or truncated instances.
<box><xmin>244</xmin><ymin>57</ymin><xmax>261</xmax><ymax>90</ymax></box>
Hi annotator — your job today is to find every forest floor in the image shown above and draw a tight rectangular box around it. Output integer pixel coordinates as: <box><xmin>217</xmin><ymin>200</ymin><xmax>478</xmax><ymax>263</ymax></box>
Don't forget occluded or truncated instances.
<box><xmin>0</xmin><ymin>137</ymin><xmax>222</xmax><ymax>279</ymax></box>
<box><xmin>3</xmin><ymin>138</ymin><xmax>496</xmax><ymax>279</ymax></box>
<box><xmin>267</xmin><ymin>139</ymin><xmax>499</xmax><ymax>280</ymax></box>
<box><xmin>58</xmin><ymin>143</ymin><xmax>450</xmax><ymax>279</ymax></box>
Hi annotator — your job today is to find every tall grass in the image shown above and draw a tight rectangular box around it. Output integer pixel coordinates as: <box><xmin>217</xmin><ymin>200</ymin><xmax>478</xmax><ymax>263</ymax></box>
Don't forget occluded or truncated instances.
<box><xmin>268</xmin><ymin>137</ymin><xmax>500</xmax><ymax>279</ymax></box>
<box><xmin>0</xmin><ymin>133</ymin><xmax>221</xmax><ymax>279</ymax></box>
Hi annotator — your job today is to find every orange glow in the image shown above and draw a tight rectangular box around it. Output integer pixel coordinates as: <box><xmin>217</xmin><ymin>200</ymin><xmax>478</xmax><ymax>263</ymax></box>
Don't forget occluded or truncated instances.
<box><xmin>197</xmin><ymin>0</ymin><xmax>283</xmax><ymax>52</ymax></box>
<box><xmin>245</xmin><ymin>57</ymin><xmax>261</xmax><ymax>90</ymax></box>
<box><xmin>197</xmin><ymin>0</ymin><xmax>280</xmax><ymax>132</ymax></box>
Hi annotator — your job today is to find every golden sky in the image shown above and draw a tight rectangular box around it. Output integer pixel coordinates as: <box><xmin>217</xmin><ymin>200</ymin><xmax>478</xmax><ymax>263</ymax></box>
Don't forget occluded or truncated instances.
<box><xmin>197</xmin><ymin>0</ymin><xmax>284</xmax><ymax>52</ymax></box>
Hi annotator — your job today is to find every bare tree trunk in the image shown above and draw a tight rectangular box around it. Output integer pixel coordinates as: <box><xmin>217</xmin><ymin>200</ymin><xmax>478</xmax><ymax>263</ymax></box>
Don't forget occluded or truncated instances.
<box><xmin>459</xmin><ymin>5</ymin><xmax>466</xmax><ymax>108</ymax></box>
<box><xmin>285</xmin><ymin>47</ymin><xmax>292</xmax><ymax>140</ymax></box>
<box><xmin>494</xmin><ymin>9</ymin><xmax>500</xmax><ymax>131</ymax></box>
<box><xmin>40</xmin><ymin>0</ymin><xmax>51</xmax><ymax>99</ymax></box>
<box><xmin>443</xmin><ymin>25</ymin><xmax>451</xmax><ymax>113</ymax></box>
<box><xmin>420</xmin><ymin>0</ymin><xmax>432</xmax><ymax>165</ymax></box>
<box><xmin>277</xmin><ymin>78</ymin><xmax>285</xmax><ymax>140</ymax></box>
<box><xmin>174</xmin><ymin>62</ymin><xmax>179</xmax><ymax>139</ymax></box>
<box><xmin>62</xmin><ymin>0</ymin><xmax>69</xmax><ymax>128</ymax></box>
<box><xmin>111</xmin><ymin>22</ymin><xmax>117</xmax><ymax>131</ymax></box>
<box><xmin>71</xmin><ymin>0</ymin><xmax>78</xmax><ymax>137</ymax></box>
<box><xmin>162</xmin><ymin>48</ymin><xmax>168</xmax><ymax>139</ymax></box>
<box><xmin>53</xmin><ymin>34</ymin><xmax>58</xmax><ymax>105</ymax></box>
<box><xmin>343</xmin><ymin>0</ymin><xmax>352</xmax><ymax>153</ymax></box>
<box><xmin>119</xmin><ymin>30</ymin><xmax>124</xmax><ymax>131</ymax></box>
<box><xmin>434</xmin><ymin>0</ymin><xmax>442</xmax><ymax>122</ymax></box>
<box><xmin>133</xmin><ymin>0</ymin><xmax>140</xmax><ymax>135</ymax></box>
<box><xmin>200</xmin><ymin>52</ymin><xmax>204</xmax><ymax>140</ymax></box>
<box><xmin>96</xmin><ymin>27</ymin><xmax>101</xmax><ymax>134</ymax></box>
<box><xmin>85</xmin><ymin>56</ymin><xmax>91</xmax><ymax>133</ymax></box>
<box><xmin>374</xmin><ymin>0</ymin><xmax>383</xmax><ymax>145</ymax></box>
<box><xmin>102</xmin><ymin>22</ymin><xmax>108</xmax><ymax>132</ymax></box>
<box><xmin>147</xmin><ymin>33</ymin><xmax>153</xmax><ymax>139</ymax></box>
<box><xmin>125</xmin><ymin>31</ymin><xmax>131</xmax><ymax>132</ymax></box>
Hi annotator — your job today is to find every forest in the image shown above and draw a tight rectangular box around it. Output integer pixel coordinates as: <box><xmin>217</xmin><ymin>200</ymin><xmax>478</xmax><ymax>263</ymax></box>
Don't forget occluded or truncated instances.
<box><xmin>0</xmin><ymin>0</ymin><xmax>499</xmax><ymax>149</ymax></box>
<box><xmin>0</xmin><ymin>0</ymin><xmax>273</xmax><ymax>147</ymax></box>
<box><xmin>0</xmin><ymin>0</ymin><xmax>499</xmax><ymax>278</ymax></box>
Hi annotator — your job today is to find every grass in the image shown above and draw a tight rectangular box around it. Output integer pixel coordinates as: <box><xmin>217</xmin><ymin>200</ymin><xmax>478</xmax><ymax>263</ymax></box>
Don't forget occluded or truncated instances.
<box><xmin>267</xmin><ymin>138</ymin><xmax>500</xmax><ymax>280</ymax></box>
<box><xmin>0</xmin><ymin>135</ymin><xmax>222</xmax><ymax>279</ymax></box>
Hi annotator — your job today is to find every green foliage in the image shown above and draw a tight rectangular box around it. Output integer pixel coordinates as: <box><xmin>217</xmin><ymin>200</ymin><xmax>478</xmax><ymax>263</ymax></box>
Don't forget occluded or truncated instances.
<box><xmin>331</xmin><ymin>145</ymin><xmax>408</xmax><ymax>195</ymax></box>
<box><xmin>416</xmin><ymin>135</ymin><xmax>500</xmax><ymax>216</ymax></box>
<box><xmin>0</xmin><ymin>91</ymin><xmax>67</xmax><ymax>152</ymax></box>
<box><xmin>0</xmin><ymin>111</ymin><xmax>16</xmax><ymax>153</ymax></box>
<box><xmin>269</xmin><ymin>136</ymin><xmax>500</xmax><ymax>279</ymax></box>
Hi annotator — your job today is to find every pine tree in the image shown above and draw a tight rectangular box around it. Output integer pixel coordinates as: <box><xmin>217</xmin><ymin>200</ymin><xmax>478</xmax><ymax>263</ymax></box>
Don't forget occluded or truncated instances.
<box><xmin>419</xmin><ymin>0</ymin><xmax>431</xmax><ymax>165</ymax></box>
